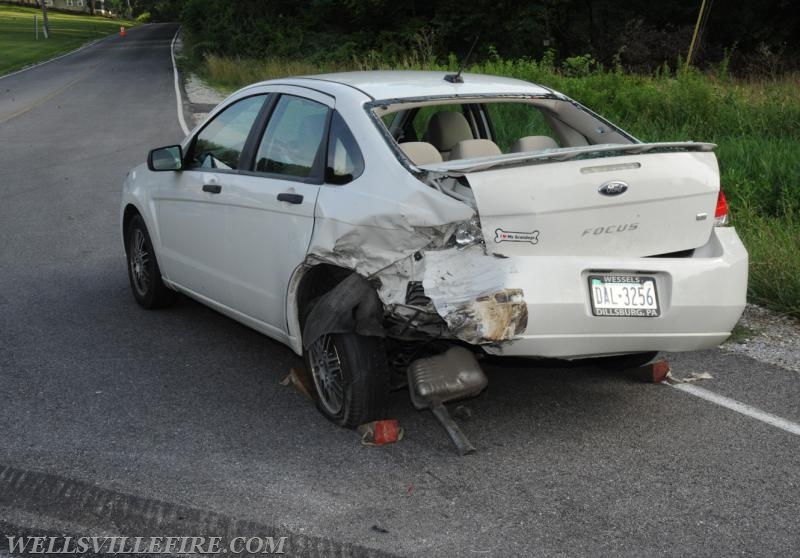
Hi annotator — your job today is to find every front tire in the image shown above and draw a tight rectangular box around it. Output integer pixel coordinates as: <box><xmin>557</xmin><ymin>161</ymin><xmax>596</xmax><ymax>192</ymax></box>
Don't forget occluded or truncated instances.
<box><xmin>304</xmin><ymin>333</ymin><xmax>389</xmax><ymax>428</ymax></box>
<box><xmin>125</xmin><ymin>214</ymin><xmax>177</xmax><ymax>309</ymax></box>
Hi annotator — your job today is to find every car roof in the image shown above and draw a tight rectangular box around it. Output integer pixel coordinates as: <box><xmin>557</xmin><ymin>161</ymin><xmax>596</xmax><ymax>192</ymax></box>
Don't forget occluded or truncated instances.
<box><xmin>261</xmin><ymin>71</ymin><xmax>554</xmax><ymax>101</ymax></box>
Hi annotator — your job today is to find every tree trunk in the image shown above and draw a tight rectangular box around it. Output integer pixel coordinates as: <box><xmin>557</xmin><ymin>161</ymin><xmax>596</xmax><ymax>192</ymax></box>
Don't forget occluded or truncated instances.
<box><xmin>41</xmin><ymin>0</ymin><xmax>50</xmax><ymax>38</ymax></box>
<box><xmin>88</xmin><ymin>0</ymin><xmax>95</xmax><ymax>16</ymax></box>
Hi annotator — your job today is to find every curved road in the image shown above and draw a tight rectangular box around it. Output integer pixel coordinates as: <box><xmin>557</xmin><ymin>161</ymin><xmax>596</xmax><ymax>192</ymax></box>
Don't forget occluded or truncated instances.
<box><xmin>1</xmin><ymin>24</ymin><xmax>798</xmax><ymax>556</ymax></box>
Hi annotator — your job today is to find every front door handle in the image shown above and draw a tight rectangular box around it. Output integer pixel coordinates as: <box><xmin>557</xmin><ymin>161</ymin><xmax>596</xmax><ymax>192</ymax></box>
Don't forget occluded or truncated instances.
<box><xmin>202</xmin><ymin>184</ymin><xmax>222</xmax><ymax>194</ymax></box>
<box><xmin>277</xmin><ymin>193</ymin><xmax>303</xmax><ymax>204</ymax></box>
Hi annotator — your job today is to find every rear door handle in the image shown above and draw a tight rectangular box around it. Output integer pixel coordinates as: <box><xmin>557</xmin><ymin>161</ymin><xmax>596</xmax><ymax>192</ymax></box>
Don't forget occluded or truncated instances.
<box><xmin>202</xmin><ymin>184</ymin><xmax>222</xmax><ymax>194</ymax></box>
<box><xmin>277</xmin><ymin>193</ymin><xmax>303</xmax><ymax>204</ymax></box>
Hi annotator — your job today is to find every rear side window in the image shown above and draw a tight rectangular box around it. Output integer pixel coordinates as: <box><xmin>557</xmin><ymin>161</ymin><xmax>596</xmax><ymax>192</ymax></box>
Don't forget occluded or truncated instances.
<box><xmin>254</xmin><ymin>95</ymin><xmax>329</xmax><ymax>179</ymax></box>
<box><xmin>326</xmin><ymin>111</ymin><xmax>364</xmax><ymax>184</ymax></box>
<box><xmin>188</xmin><ymin>95</ymin><xmax>266</xmax><ymax>170</ymax></box>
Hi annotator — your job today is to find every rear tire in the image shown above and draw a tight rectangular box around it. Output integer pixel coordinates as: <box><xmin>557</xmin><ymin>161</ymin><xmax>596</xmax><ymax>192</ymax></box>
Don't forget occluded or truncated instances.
<box><xmin>304</xmin><ymin>332</ymin><xmax>389</xmax><ymax>428</ymax></box>
<box><xmin>590</xmin><ymin>351</ymin><xmax>659</xmax><ymax>371</ymax></box>
<box><xmin>125</xmin><ymin>214</ymin><xmax>178</xmax><ymax>309</ymax></box>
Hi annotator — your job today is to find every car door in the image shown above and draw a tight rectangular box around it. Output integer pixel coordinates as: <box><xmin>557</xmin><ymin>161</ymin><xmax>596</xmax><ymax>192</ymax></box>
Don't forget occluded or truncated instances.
<box><xmin>153</xmin><ymin>94</ymin><xmax>268</xmax><ymax>309</ymax></box>
<box><xmin>221</xmin><ymin>88</ymin><xmax>334</xmax><ymax>333</ymax></box>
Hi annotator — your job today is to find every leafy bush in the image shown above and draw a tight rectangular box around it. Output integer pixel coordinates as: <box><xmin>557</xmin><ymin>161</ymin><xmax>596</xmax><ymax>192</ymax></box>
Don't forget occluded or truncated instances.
<box><xmin>561</xmin><ymin>54</ymin><xmax>599</xmax><ymax>77</ymax></box>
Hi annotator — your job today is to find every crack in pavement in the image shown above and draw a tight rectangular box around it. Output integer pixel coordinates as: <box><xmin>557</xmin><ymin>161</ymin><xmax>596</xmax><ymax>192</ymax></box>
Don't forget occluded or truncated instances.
<box><xmin>0</xmin><ymin>465</ymin><xmax>396</xmax><ymax>558</ymax></box>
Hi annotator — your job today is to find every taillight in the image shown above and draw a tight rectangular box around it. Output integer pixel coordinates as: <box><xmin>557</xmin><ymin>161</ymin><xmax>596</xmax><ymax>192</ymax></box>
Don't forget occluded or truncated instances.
<box><xmin>715</xmin><ymin>189</ymin><xmax>730</xmax><ymax>226</ymax></box>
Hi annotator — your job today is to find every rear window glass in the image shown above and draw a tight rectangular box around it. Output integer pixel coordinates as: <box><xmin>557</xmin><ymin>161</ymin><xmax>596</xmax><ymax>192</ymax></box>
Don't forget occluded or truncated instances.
<box><xmin>374</xmin><ymin>97</ymin><xmax>633</xmax><ymax>164</ymax></box>
<box><xmin>411</xmin><ymin>104</ymin><xmax>464</xmax><ymax>141</ymax></box>
<box><xmin>484</xmin><ymin>103</ymin><xmax>556</xmax><ymax>152</ymax></box>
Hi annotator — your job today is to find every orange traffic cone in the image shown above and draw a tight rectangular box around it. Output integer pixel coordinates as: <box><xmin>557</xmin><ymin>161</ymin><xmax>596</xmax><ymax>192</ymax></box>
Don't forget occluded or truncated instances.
<box><xmin>119</xmin><ymin>26</ymin><xmax>126</xmax><ymax>38</ymax></box>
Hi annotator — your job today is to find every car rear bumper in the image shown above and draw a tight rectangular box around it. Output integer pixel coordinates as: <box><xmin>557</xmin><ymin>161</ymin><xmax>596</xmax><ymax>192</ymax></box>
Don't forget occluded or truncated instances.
<box><xmin>424</xmin><ymin>227</ymin><xmax>748</xmax><ymax>359</ymax></box>
<box><xmin>486</xmin><ymin>226</ymin><xmax>747</xmax><ymax>358</ymax></box>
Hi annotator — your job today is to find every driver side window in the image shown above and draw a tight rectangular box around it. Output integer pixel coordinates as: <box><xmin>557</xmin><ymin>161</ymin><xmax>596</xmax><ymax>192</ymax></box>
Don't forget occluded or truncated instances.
<box><xmin>187</xmin><ymin>95</ymin><xmax>266</xmax><ymax>170</ymax></box>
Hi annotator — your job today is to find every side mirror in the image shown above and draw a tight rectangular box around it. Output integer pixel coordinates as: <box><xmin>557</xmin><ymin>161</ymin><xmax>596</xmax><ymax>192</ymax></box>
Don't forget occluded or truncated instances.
<box><xmin>147</xmin><ymin>145</ymin><xmax>183</xmax><ymax>171</ymax></box>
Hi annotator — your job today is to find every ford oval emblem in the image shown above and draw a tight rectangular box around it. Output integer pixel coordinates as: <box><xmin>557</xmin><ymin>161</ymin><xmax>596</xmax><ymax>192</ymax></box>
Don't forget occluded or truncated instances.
<box><xmin>598</xmin><ymin>180</ymin><xmax>629</xmax><ymax>196</ymax></box>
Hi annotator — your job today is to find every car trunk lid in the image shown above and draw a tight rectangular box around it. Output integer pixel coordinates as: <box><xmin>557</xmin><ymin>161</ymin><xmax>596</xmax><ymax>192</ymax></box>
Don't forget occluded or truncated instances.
<box><xmin>422</xmin><ymin>143</ymin><xmax>720</xmax><ymax>258</ymax></box>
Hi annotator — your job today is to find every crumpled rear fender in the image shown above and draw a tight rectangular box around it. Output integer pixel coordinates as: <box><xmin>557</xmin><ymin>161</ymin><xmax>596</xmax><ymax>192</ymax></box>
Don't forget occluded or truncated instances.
<box><xmin>301</xmin><ymin>273</ymin><xmax>385</xmax><ymax>350</ymax></box>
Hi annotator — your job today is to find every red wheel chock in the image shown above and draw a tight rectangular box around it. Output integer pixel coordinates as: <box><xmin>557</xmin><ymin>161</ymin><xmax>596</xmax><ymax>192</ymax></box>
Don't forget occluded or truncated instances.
<box><xmin>630</xmin><ymin>359</ymin><xmax>671</xmax><ymax>383</ymax></box>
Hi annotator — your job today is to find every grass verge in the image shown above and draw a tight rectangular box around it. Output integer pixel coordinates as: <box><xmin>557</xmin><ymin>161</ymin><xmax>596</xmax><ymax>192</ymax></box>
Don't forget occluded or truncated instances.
<box><xmin>735</xmin><ymin>205</ymin><xmax>800</xmax><ymax>317</ymax></box>
<box><xmin>0</xmin><ymin>5</ymin><xmax>136</xmax><ymax>76</ymax></box>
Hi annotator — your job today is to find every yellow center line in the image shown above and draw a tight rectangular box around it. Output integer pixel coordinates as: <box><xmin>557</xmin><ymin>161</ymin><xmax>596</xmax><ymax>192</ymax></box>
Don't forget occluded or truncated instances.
<box><xmin>0</xmin><ymin>62</ymin><xmax>100</xmax><ymax>125</ymax></box>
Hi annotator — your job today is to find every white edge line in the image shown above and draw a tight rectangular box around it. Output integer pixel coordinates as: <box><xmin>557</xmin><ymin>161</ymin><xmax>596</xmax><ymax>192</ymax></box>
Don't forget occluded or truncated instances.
<box><xmin>170</xmin><ymin>26</ymin><xmax>190</xmax><ymax>136</ymax></box>
<box><xmin>0</xmin><ymin>24</ymin><xmax>132</xmax><ymax>82</ymax></box>
<box><xmin>669</xmin><ymin>382</ymin><xmax>800</xmax><ymax>436</ymax></box>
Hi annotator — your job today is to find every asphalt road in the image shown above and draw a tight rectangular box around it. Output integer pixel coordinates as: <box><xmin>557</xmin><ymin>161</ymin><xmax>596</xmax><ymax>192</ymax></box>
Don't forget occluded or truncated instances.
<box><xmin>1</xmin><ymin>24</ymin><xmax>798</xmax><ymax>557</ymax></box>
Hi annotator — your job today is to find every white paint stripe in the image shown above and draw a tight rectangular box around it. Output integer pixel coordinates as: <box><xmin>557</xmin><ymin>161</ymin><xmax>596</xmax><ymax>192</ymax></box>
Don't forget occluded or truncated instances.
<box><xmin>670</xmin><ymin>383</ymin><xmax>800</xmax><ymax>436</ymax></box>
<box><xmin>170</xmin><ymin>27</ymin><xmax>190</xmax><ymax>136</ymax></box>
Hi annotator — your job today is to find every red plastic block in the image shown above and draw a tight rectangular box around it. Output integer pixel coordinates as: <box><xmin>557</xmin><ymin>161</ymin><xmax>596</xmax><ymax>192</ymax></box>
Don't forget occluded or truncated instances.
<box><xmin>373</xmin><ymin>419</ymin><xmax>400</xmax><ymax>445</ymax></box>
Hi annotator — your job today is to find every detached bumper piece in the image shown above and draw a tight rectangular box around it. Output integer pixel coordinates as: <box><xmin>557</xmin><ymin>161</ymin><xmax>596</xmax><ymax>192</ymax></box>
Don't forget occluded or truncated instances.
<box><xmin>408</xmin><ymin>346</ymin><xmax>488</xmax><ymax>455</ymax></box>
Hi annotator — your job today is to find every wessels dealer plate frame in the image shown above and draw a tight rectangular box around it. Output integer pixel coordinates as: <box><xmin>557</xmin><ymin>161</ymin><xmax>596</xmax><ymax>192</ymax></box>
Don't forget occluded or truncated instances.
<box><xmin>588</xmin><ymin>274</ymin><xmax>660</xmax><ymax>317</ymax></box>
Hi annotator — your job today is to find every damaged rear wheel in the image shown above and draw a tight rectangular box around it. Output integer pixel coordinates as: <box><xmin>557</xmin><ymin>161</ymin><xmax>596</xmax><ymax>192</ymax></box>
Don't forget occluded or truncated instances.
<box><xmin>304</xmin><ymin>333</ymin><xmax>389</xmax><ymax>428</ymax></box>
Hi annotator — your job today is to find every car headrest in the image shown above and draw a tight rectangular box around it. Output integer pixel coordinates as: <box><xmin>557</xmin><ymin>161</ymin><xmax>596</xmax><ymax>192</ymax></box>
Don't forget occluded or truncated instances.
<box><xmin>426</xmin><ymin>111</ymin><xmax>473</xmax><ymax>153</ymax></box>
<box><xmin>398</xmin><ymin>142</ymin><xmax>444</xmax><ymax>166</ymax></box>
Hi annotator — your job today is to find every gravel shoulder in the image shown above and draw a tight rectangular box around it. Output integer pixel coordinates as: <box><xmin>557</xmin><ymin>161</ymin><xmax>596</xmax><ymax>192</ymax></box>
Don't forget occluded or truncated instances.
<box><xmin>172</xmin><ymin>34</ymin><xmax>225</xmax><ymax>126</ymax></box>
<box><xmin>722</xmin><ymin>303</ymin><xmax>800</xmax><ymax>373</ymax></box>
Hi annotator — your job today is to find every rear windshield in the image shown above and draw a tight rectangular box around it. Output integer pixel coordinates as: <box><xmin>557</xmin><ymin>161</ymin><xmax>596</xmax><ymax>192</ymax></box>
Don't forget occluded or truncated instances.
<box><xmin>374</xmin><ymin>97</ymin><xmax>634</xmax><ymax>165</ymax></box>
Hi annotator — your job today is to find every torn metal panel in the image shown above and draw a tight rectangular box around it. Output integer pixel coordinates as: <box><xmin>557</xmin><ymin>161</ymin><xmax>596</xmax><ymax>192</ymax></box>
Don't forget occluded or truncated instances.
<box><xmin>306</xmin><ymin>173</ymin><xmax>472</xmax><ymax>276</ymax></box>
<box><xmin>303</xmin><ymin>170</ymin><xmax>530</xmax><ymax>345</ymax></box>
<box><xmin>307</xmin><ymin>220</ymin><xmax>446</xmax><ymax>278</ymax></box>
<box><xmin>422</xmin><ymin>246</ymin><xmax>528</xmax><ymax>344</ymax></box>
<box><xmin>441</xmin><ymin>288</ymin><xmax>528</xmax><ymax>343</ymax></box>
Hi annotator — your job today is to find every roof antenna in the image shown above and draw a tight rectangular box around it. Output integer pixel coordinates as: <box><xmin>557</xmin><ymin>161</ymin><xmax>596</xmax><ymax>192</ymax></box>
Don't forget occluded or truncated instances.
<box><xmin>444</xmin><ymin>36</ymin><xmax>479</xmax><ymax>83</ymax></box>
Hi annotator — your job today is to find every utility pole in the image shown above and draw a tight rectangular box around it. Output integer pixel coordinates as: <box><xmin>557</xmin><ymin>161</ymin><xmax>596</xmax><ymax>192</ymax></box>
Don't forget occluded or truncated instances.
<box><xmin>40</xmin><ymin>0</ymin><xmax>50</xmax><ymax>39</ymax></box>
<box><xmin>685</xmin><ymin>0</ymin><xmax>708</xmax><ymax>69</ymax></box>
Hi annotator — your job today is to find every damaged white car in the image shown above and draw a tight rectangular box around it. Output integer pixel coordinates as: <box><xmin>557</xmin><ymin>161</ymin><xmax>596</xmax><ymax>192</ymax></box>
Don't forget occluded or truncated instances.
<box><xmin>121</xmin><ymin>71</ymin><xmax>748</xmax><ymax>429</ymax></box>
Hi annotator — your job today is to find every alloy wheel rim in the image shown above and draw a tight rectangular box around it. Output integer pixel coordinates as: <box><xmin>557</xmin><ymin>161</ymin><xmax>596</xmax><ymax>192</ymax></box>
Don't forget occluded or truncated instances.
<box><xmin>130</xmin><ymin>228</ymin><xmax>151</xmax><ymax>297</ymax></box>
<box><xmin>308</xmin><ymin>335</ymin><xmax>345</xmax><ymax>416</ymax></box>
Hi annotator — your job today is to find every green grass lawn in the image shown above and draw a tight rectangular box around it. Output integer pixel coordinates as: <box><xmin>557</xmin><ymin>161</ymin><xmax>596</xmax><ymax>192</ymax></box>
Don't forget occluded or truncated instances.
<box><xmin>0</xmin><ymin>5</ymin><xmax>136</xmax><ymax>75</ymax></box>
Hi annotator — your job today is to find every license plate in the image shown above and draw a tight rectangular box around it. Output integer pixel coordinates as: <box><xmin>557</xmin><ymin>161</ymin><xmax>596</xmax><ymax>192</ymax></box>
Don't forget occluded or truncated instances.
<box><xmin>589</xmin><ymin>275</ymin><xmax>660</xmax><ymax>317</ymax></box>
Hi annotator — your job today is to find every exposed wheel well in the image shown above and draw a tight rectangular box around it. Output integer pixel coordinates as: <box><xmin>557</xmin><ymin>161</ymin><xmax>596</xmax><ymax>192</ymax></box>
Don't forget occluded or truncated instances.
<box><xmin>122</xmin><ymin>204</ymin><xmax>141</xmax><ymax>247</ymax></box>
<box><xmin>294</xmin><ymin>263</ymin><xmax>354</xmax><ymax>331</ymax></box>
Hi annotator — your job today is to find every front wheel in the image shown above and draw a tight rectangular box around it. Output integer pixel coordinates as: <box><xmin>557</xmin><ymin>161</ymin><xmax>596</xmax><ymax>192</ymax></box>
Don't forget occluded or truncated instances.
<box><xmin>125</xmin><ymin>214</ymin><xmax>178</xmax><ymax>309</ymax></box>
<box><xmin>304</xmin><ymin>333</ymin><xmax>389</xmax><ymax>428</ymax></box>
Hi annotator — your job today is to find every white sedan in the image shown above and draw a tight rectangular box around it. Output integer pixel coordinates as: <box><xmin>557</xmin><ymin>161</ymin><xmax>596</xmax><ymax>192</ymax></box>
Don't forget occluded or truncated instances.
<box><xmin>121</xmin><ymin>71</ymin><xmax>748</xmax><ymax>428</ymax></box>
